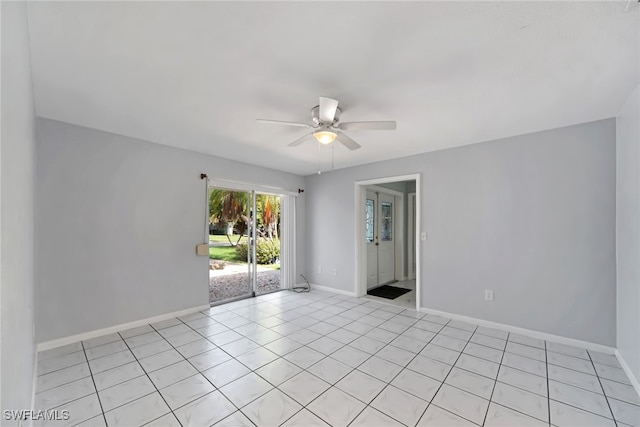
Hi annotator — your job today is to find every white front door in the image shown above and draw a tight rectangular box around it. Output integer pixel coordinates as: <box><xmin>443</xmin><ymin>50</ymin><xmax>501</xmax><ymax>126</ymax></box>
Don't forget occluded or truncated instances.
<box><xmin>365</xmin><ymin>190</ymin><xmax>395</xmax><ymax>288</ymax></box>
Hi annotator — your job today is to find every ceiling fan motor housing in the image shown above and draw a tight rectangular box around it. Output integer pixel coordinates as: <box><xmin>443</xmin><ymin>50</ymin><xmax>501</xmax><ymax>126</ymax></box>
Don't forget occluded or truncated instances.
<box><xmin>311</xmin><ymin>105</ymin><xmax>342</xmax><ymax>126</ymax></box>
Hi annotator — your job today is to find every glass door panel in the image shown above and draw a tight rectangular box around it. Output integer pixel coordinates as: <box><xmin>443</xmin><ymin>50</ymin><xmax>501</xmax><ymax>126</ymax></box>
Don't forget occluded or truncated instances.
<box><xmin>254</xmin><ymin>193</ymin><xmax>282</xmax><ymax>295</ymax></box>
<box><xmin>208</xmin><ymin>186</ymin><xmax>255</xmax><ymax>305</ymax></box>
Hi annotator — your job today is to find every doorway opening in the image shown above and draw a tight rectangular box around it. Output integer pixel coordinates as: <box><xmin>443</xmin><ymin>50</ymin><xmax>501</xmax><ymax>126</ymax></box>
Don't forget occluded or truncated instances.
<box><xmin>355</xmin><ymin>175</ymin><xmax>420</xmax><ymax>311</ymax></box>
<box><xmin>208</xmin><ymin>186</ymin><xmax>285</xmax><ymax>305</ymax></box>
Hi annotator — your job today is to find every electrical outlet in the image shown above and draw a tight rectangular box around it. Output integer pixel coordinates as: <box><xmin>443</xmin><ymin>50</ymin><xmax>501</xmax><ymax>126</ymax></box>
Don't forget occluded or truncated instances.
<box><xmin>484</xmin><ymin>290</ymin><xmax>494</xmax><ymax>301</ymax></box>
<box><xmin>317</xmin><ymin>266</ymin><xmax>321</xmax><ymax>274</ymax></box>
<box><xmin>331</xmin><ymin>269</ymin><xmax>337</xmax><ymax>276</ymax></box>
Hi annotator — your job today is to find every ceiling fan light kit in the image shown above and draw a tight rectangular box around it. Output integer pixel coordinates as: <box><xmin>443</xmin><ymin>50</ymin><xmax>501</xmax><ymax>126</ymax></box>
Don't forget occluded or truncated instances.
<box><xmin>313</xmin><ymin>129</ymin><xmax>337</xmax><ymax>144</ymax></box>
<box><xmin>256</xmin><ymin>96</ymin><xmax>396</xmax><ymax>151</ymax></box>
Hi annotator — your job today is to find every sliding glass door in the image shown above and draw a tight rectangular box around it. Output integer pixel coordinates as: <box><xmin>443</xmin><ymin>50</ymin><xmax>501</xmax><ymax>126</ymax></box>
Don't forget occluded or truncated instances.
<box><xmin>208</xmin><ymin>186</ymin><xmax>284</xmax><ymax>305</ymax></box>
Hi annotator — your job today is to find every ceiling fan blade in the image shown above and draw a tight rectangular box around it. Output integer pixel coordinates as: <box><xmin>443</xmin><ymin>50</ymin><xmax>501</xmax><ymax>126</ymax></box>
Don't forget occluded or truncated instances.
<box><xmin>338</xmin><ymin>121</ymin><xmax>397</xmax><ymax>131</ymax></box>
<box><xmin>336</xmin><ymin>132</ymin><xmax>361</xmax><ymax>151</ymax></box>
<box><xmin>319</xmin><ymin>97</ymin><xmax>339</xmax><ymax>123</ymax></box>
<box><xmin>287</xmin><ymin>133</ymin><xmax>312</xmax><ymax>147</ymax></box>
<box><xmin>257</xmin><ymin>119</ymin><xmax>311</xmax><ymax>128</ymax></box>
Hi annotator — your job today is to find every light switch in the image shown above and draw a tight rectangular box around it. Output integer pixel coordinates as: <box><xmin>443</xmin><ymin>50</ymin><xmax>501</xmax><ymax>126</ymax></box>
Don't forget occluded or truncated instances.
<box><xmin>421</xmin><ymin>232</ymin><xmax>427</xmax><ymax>241</ymax></box>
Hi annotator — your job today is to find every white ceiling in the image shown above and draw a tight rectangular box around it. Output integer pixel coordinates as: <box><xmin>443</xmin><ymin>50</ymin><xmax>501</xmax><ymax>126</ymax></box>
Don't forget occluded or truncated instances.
<box><xmin>26</xmin><ymin>1</ymin><xmax>639</xmax><ymax>175</ymax></box>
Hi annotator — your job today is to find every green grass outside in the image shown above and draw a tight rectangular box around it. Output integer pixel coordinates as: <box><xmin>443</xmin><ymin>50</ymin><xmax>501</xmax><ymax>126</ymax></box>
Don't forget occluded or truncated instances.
<box><xmin>209</xmin><ymin>245</ymin><xmax>280</xmax><ymax>270</ymax></box>
<box><xmin>209</xmin><ymin>234</ymin><xmax>246</xmax><ymax>244</ymax></box>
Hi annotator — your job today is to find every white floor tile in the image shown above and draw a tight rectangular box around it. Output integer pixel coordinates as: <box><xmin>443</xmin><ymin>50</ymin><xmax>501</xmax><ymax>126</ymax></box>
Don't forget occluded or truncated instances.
<box><xmin>307</xmin><ymin>336</ymin><xmax>344</xmax><ymax>355</ymax></box>
<box><xmin>35</xmin><ymin>377</ymin><xmax>96</xmax><ymax>409</ymax></box>
<box><xmin>391</xmin><ymin>369</ymin><xmax>441</xmax><ymax>402</ymax></box>
<box><xmin>99</xmin><ymin>375</ymin><xmax>155</xmax><ymax>411</ymax></box>
<box><xmin>549</xmin><ymin>399</ymin><xmax>616</xmax><ymax>427</ymax></box>
<box><xmin>219</xmin><ymin>372</ymin><xmax>273</xmax><ymax>407</ymax></box>
<box><xmin>92</xmin><ymin>361</ymin><xmax>145</xmax><ymax>391</ymax></box>
<box><xmin>509</xmin><ymin>333</ymin><xmax>545</xmax><ymax>350</ymax></box>
<box><xmin>37</xmin><ymin>394</ymin><xmax>101</xmax><ymax>427</ymax></box>
<box><xmin>36</xmin><ymin>362</ymin><xmax>91</xmax><ymax>393</ymax></box>
<box><xmin>492</xmin><ymin>381</ymin><xmax>549</xmax><ymax>422</ymax></box>
<box><xmin>283</xmin><ymin>346</ymin><xmax>325</xmax><ymax>369</ymax></box>
<box><xmin>335</xmin><ymin>370</ymin><xmax>386</xmax><ymax>404</ymax></box>
<box><xmin>506</xmin><ymin>342</ymin><xmax>546</xmax><ymax>362</ymax></box>
<box><xmin>173</xmin><ymin>391</ymin><xmax>235</xmax><ymax>427</ymax></box>
<box><xmin>484</xmin><ymin>402</ymin><xmax>548</xmax><ymax>427</ymax></box>
<box><xmin>104</xmin><ymin>392</ymin><xmax>170</xmax><ymax>427</ymax></box>
<box><xmin>213</xmin><ymin>411</ymin><xmax>255</xmax><ymax>427</ymax></box>
<box><xmin>470</xmin><ymin>333</ymin><xmax>506</xmax><ymax>351</ymax></box>
<box><xmin>307</xmin><ymin>387</ymin><xmax>366</xmax><ymax>427</ymax></box>
<box><xmin>187</xmin><ymin>347</ymin><xmax>232</xmax><ymax>371</ymax></box>
<box><xmin>601</xmin><ymin>378</ymin><xmax>640</xmax><ymax>406</ymax></box>
<box><xmin>417</xmin><ymin>404</ymin><xmax>477</xmax><ymax>426</ymax></box>
<box><xmin>407</xmin><ymin>354</ymin><xmax>452</xmax><ymax>381</ymax></box>
<box><xmin>255</xmin><ymin>357</ymin><xmax>302</xmax><ymax>386</ymax></box>
<box><xmin>145</xmin><ymin>413</ymin><xmax>181</xmax><ymax>427</ymax></box>
<box><xmin>455</xmin><ymin>354</ymin><xmax>500</xmax><ymax>379</ymax></box>
<box><xmin>548</xmin><ymin>364</ymin><xmax>602</xmax><ymax>394</ymax></box>
<box><xmin>130</xmin><ymin>340</ymin><xmax>173</xmax><ymax>359</ymax></box>
<box><xmin>498</xmin><ymin>365</ymin><xmax>548</xmax><ymax>397</ymax></box>
<box><xmin>202</xmin><ymin>358</ymin><xmax>250</xmax><ymax>387</ymax></box>
<box><xmin>446</xmin><ymin>367</ymin><xmax>495</xmax><ymax>399</ymax></box>
<box><xmin>36</xmin><ymin>291</ymin><xmax>637</xmax><ymax>427</ymax></box>
<box><xmin>463</xmin><ymin>342</ymin><xmax>503</xmax><ymax>364</ymax></box>
<box><xmin>85</xmin><ymin>340</ymin><xmax>129</xmax><ymax>360</ymax></box>
<box><xmin>139</xmin><ymin>349</ymin><xmax>184</xmax><ymax>373</ymax></box>
<box><xmin>160</xmin><ymin>374</ymin><xmax>215</xmax><ymax>410</ymax></box>
<box><xmin>243</xmin><ymin>389</ymin><xmax>302</xmax><ymax>427</ymax></box>
<box><xmin>501</xmin><ymin>352</ymin><xmax>547</xmax><ymax>378</ymax></box>
<box><xmin>358</xmin><ymin>356</ymin><xmax>403</xmax><ymax>382</ymax></box>
<box><xmin>175</xmin><ymin>338</ymin><xmax>217</xmax><ymax>359</ymax></box>
<box><xmin>550</xmin><ymin>380</ymin><xmax>614</xmax><ymax>418</ymax></box>
<box><xmin>281</xmin><ymin>409</ymin><xmax>329</xmax><ymax>426</ymax></box>
<box><xmin>350</xmin><ymin>406</ymin><xmax>404</xmax><ymax>427</ymax></box>
<box><xmin>421</xmin><ymin>343</ymin><xmax>461</xmax><ymax>365</ymax></box>
<box><xmin>547</xmin><ymin>352</ymin><xmax>596</xmax><ymax>375</ymax></box>
<box><xmin>376</xmin><ymin>344</ymin><xmax>415</xmax><ymax>366</ymax></box>
<box><xmin>38</xmin><ymin>351</ymin><xmax>87</xmax><ymax>375</ymax></box>
<box><xmin>431</xmin><ymin>384</ymin><xmax>489</xmax><ymax>425</ymax></box>
<box><xmin>307</xmin><ymin>357</ymin><xmax>353</xmax><ymax>384</ymax></box>
<box><xmin>235</xmin><ymin>346</ymin><xmax>279</xmax><ymax>370</ymax></box>
<box><xmin>588</xmin><ymin>351</ymin><xmax>621</xmax><ymax>368</ymax></box>
<box><xmin>148</xmin><ymin>360</ymin><xmax>197</xmax><ymax>390</ymax></box>
<box><xmin>278</xmin><ymin>371</ymin><xmax>331</xmax><ymax>406</ymax></box>
<box><xmin>608</xmin><ymin>397</ymin><xmax>640</xmax><ymax>427</ymax></box>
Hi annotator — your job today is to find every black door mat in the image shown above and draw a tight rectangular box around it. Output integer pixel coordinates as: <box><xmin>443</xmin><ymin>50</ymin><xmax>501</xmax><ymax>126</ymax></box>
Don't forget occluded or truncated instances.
<box><xmin>367</xmin><ymin>285</ymin><xmax>411</xmax><ymax>300</ymax></box>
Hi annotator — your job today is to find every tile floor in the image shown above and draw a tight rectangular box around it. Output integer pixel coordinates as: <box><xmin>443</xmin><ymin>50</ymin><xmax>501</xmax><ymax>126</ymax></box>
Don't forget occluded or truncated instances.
<box><xmin>35</xmin><ymin>290</ymin><xmax>640</xmax><ymax>427</ymax></box>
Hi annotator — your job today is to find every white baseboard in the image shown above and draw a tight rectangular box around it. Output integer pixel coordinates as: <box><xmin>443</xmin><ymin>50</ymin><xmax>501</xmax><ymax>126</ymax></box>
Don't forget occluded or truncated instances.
<box><xmin>310</xmin><ymin>284</ymin><xmax>357</xmax><ymax>297</ymax></box>
<box><xmin>30</xmin><ymin>350</ymin><xmax>38</xmax><ymax>425</ymax></box>
<box><xmin>615</xmin><ymin>350</ymin><xmax>640</xmax><ymax>398</ymax></box>
<box><xmin>420</xmin><ymin>306</ymin><xmax>616</xmax><ymax>355</ymax></box>
<box><xmin>36</xmin><ymin>304</ymin><xmax>210</xmax><ymax>352</ymax></box>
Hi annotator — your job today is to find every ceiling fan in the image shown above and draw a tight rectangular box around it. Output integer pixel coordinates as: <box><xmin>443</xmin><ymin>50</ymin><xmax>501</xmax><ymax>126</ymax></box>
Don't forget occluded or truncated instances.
<box><xmin>256</xmin><ymin>97</ymin><xmax>396</xmax><ymax>151</ymax></box>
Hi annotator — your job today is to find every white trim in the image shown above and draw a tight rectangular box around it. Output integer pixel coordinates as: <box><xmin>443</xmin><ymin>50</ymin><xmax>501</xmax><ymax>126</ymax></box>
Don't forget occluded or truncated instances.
<box><xmin>407</xmin><ymin>192</ymin><xmax>416</xmax><ymax>280</ymax></box>
<box><xmin>30</xmin><ymin>351</ymin><xmax>38</xmax><ymax>426</ymax></box>
<box><xmin>36</xmin><ymin>304</ymin><xmax>210</xmax><ymax>352</ymax></box>
<box><xmin>310</xmin><ymin>284</ymin><xmax>358</xmax><ymax>297</ymax></box>
<box><xmin>420</xmin><ymin>306</ymin><xmax>617</xmax><ymax>354</ymax></box>
<box><xmin>355</xmin><ymin>174</ymin><xmax>421</xmax><ymax>312</ymax></box>
<box><xmin>615</xmin><ymin>350</ymin><xmax>640</xmax><ymax>398</ymax></box>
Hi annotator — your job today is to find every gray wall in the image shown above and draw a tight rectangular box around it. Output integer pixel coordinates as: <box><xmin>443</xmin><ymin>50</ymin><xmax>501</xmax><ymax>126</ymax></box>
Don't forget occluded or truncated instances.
<box><xmin>306</xmin><ymin>119</ymin><xmax>616</xmax><ymax>345</ymax></box>
<box><xmin>616</xmin><ymin>85</ymin><xmax>640</xmax><ymax>380</ymax></box>
<box><xmin>36</xmin><ymin>119</ymin><xmax>305</xmax><ymax>343</ymax></box>
<box><xmin>1</xmin><ymin>1</ymin><xmax>37</xmax><ymax>420</ymax></box>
